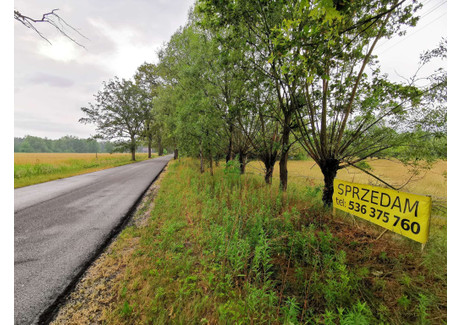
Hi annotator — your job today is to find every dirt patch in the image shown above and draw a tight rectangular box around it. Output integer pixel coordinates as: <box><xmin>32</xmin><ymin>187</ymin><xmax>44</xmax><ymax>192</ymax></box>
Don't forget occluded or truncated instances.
<box><xmin>50</xmin><ymin>164</ymin><xmax>169</xmax><ymax>325</ymax></box>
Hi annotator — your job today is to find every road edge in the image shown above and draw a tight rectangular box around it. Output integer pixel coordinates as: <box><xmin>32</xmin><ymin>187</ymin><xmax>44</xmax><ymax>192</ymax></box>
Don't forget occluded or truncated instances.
<box><xmin>36</xmin><ymin>157</ymin><xmax>171</xmax><ymax>324</ymax></box>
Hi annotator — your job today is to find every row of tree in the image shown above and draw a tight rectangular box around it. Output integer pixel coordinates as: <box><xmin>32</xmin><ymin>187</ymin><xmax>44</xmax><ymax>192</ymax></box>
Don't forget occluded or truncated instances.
<box><xmin>80</xmin><ymin>0</ymin><xmax>446</xmax><ymax>206</ymax></box>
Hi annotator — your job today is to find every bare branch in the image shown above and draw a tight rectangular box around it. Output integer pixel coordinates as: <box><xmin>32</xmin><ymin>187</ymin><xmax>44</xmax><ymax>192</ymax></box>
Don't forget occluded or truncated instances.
<box><xmin>14</xmin><ymin>9</ymin><xmax>88</xmax><ymax>48</ymax></box>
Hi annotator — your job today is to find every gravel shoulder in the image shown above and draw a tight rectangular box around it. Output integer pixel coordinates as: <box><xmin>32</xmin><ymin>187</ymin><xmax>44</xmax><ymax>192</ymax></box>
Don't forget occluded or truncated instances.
<box><xmin>50</xmin><ymin>163</ymin><xmax>169</xmax><ymax>324</ymax></box>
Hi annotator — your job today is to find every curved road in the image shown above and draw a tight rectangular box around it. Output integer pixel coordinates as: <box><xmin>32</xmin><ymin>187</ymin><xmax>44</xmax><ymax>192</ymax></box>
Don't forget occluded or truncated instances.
<box><xmin>14</xmin><ymin>155</ymin><xmax>172</xmax><ymax>324</ymax></box>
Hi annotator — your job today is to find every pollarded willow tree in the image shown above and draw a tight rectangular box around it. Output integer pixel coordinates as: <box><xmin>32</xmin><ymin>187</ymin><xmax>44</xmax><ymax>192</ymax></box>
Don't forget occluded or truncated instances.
<box><xmin>183</xmin><ymin>9</ymin><xmax>260</xmax><ymax>173</ymax></box>
<box><xmin>157</xmin><ymin>24</ymin><xmax>228</xmax><ymax>173</ymax></box>
<box><xmin>205</xmin><ymin>38</ymin><xmax>253</xmax><ymax>172</ymax></box>
<box><xmin>153</xmin><ymin>82</ymin><xmax>180</xmax><ymax>159</ymax></box>
<box><xmin>197</xmin><ymin>0</ymin><xmax>446</xmax><ymax>206</ymax></box>
<box><xmin>80</xmin><ymin>77</ymin><xmax>145</xmax><ymax>161</ymax></box>
<box><xmin>187</xmin><ymin>10</ymin><xmax>284</xmax><ymax>177</ymax></box>
<box><xmin>268</xmin><ymin>0</ymin><xmax>444</xmax><ymax>206</ymax></box>
<box><xmin>155</xmin><ymin>7</ymin><xmax>289</xmax><ymax>177</ymax></box>
<box><xmin>197</xmin><ymin>0</ymin><xmax>304</xmax><ymax>191</ymax></box>
<box><xmin>234</xmin><ymin>66</ymin><xmax>283</xmax><ymax>183</ymax></box>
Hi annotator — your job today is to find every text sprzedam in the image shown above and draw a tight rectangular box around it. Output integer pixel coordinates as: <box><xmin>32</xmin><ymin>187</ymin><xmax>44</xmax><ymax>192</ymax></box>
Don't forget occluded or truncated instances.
<box><xmin>336</xmin><ymin>183</ymin><xmax>420</xmax><ymax>217</ymax></box>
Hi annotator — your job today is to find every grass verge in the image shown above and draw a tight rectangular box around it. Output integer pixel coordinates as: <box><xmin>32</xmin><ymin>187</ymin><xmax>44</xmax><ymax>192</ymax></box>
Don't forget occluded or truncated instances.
<box><xmin>52</xmin><ymin>158</ymin><xmax>447</xmax><ymax>324</ymax></box>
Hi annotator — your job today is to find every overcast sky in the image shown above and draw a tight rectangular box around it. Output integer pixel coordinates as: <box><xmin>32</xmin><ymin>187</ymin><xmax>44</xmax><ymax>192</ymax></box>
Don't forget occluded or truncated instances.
<box><xmin>13</xmin><ymin>0</ymin><xmax>447</xmax><ymax>140</ymax></box>
<box><xmin>14</xmin><ymin>0</ymin><xmax>196</xmax><ymax>139</ymax></box>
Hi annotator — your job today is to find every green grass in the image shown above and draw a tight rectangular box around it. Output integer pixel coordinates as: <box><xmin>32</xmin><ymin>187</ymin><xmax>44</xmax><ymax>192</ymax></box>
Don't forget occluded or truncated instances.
<box><xmin>100</xmin><ymin>159</ymin><xmax>447</xmax><ymax>324</ymax></box>
<box><xmin>14</xmin><ymin>153</ymin><xmax>152</xmax><ymax>188</ymax></box>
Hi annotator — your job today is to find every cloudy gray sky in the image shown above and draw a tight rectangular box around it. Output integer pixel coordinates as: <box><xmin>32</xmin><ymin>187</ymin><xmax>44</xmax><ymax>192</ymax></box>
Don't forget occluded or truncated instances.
<box><xmin>14</xmin><ymin>0</ymin><xmax>446</xmax><ymax>140</ymax></box>
<box><xmin>14</xmin><ymin>0</ymin><xmax>195</xmax><ymax>139</ymax></box>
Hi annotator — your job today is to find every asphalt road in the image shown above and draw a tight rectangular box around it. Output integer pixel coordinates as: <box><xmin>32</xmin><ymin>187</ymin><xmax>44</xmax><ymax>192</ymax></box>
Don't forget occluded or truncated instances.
<box><xmin>14</xmin><ymin>154</ymin><xmax>172</xmax><ymax>325</ymax></box>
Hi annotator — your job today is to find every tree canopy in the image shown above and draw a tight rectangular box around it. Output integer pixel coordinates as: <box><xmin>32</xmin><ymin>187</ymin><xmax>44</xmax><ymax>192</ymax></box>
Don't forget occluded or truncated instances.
<box><xmin>78</xmin><ymin>0</ymin><xmax>446</xmax><ymax>205</ymax></box>
<box><xmin>80</xmin><ymin>77</ymin><xmax>147</xmax><ymax>161</ymax></box>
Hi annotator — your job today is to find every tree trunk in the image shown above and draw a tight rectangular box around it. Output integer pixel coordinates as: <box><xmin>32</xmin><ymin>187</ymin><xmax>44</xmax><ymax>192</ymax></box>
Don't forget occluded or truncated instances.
<box><xmin>209</xmin><ymin>154</ymin><xmax>214</xmax><ymax>176</ymax></box>
<box><xmin>200</xmin><ymin>148</ymin><xmax>204</xmax><ymax>174</ymax></box>
<box><xmin>263</xmin><ymin>157</ymin><xmax>276</xmax><ymax>184</ymax></box>
<box><xmin>265</xmin><ymin>166</ymin><xmax>274</xmax><ymax>184</ymax></box>
<box><xmin>130</xmin><ymin>136</ymin><xmax>136</xmax><ymax>161</ymax></box>
<box><xmin>158</xmin><ymin>136</ymin><xmax>163</xmax><ymax>156</ymax></box>
<box><xmin>148</xmin><ymin>137</ymin><xmax>152</xmax><ymax>158</ymax></box>
<box><xmin>174</xmin><ymin>148</ymin><xmax>179</xmax><ymax>160</ymax></box>
<box><xmin>226</xmin><ymin>125</ymin><xmax>234</xmax><ymax>163</ymax></box>
<box><xmin>131</xmin><ymin>147</ymin><xmax>136</xmax><ymax>161</ymax></box>
<box><xmin>319</xmin><ymin>158</ymin><xmax>340</xmax><ymax>207</ymax></box>
<box><xmin>279</xmin><ymin>116</ymin><xmax>291</xmax><ymax>191</ymax></box>
<box><xmin>239</xmin><ymin>152</ymin><xmax>246</xmax><ymax>174</ymax></box>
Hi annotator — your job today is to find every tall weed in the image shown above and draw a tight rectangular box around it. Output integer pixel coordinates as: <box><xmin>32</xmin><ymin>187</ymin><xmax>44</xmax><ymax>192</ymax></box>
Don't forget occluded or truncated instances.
<box><xmin>102</xmin><ymin>158</ymin><xmax>446</xmax><ymax>324</ymax></box>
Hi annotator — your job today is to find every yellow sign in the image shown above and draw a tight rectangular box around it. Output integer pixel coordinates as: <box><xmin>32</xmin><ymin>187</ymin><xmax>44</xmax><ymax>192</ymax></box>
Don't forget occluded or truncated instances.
<box><xmin>333</xmin><ymin>179</ymin><xmax>432</xmax><ymax>243</ymax></box>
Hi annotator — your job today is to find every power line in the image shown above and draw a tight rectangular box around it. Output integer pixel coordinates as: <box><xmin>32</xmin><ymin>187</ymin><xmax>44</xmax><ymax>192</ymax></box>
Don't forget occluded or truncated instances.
<box><xmin>420</xmin><ymin>0</ymin><xmax>447</xmax><ymax>19</ymax></box>
<box><xmin>420</xmin><ymin>0</ymin><xmax>435</xmax><ymax>7</ymax></box>
<box><xmin>375</xmin><ymin>0</ymin><xmax>446</xmax><ymax>50</ymax></box>
<box><xmin>377</xmin><ymin>11</ymin><xmax>446</xmax><ymax>55</ymax></box>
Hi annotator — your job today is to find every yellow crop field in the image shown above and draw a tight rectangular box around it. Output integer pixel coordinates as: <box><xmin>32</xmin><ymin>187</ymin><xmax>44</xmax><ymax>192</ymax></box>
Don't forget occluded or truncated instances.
<box><xmin>247</xmin><ymin>159</ymin><xmax>447</xmax><ymax>200</ymax></box>
<box><xmin>14</xmin><ymin>153</ymin><xmax>154</xmax><ymax>188</ymax></box>
<box><xmin>14</xmin><ymin>153</ymin><xmax>136</xmax><ymax>165</ymax></box>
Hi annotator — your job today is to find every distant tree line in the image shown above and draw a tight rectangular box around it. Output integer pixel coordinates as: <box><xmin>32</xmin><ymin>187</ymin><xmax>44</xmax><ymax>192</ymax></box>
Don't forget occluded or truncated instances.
<box><xmin>14</xmin><ymin>135</ymin><xmax>116</xmax><ymax>153</ymax></box>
